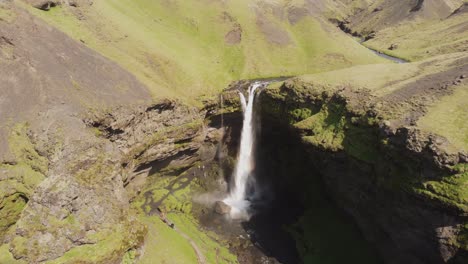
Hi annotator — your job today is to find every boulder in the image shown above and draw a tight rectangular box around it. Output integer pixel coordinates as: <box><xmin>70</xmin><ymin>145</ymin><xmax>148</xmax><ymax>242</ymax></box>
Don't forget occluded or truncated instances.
<box><xmin>364</xmin><ymin>31</ymin><xmax>376</xmax><ymax>41</ymax></box>
<box><xmin>389</xmin><ymin>43</ymin><xmax>398</xmax><ymax>50</ymax></box>
<box><xmin>24</xmin><ymin>0</ymin><xmax>93</xmax><ymax>10</ymax></box>
<box><xmin>25</xmin><ymin>0</ymin><xmax>60</xmax><ymax>10</ymax></box>
<box><xmin>214</xmin><ymin>201</ymin><xmax>231</xmax><ymax>215</ymax></box>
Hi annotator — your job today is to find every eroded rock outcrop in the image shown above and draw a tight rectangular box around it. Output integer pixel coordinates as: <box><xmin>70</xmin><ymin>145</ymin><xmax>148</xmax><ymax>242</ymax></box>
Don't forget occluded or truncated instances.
<box><xmin>84</xmin><ymin>100</ymin><xmax>208</xmax><ymax>199</ymax></box>
<box><xmin>24</xmin><ymin>0</ymin><xmax>92</xmax><ymax>10</ymax></box>
<box><xmin>0</xmin><ymin>4</ymin><xmax>151</xmax><ymax>262</ymax></box>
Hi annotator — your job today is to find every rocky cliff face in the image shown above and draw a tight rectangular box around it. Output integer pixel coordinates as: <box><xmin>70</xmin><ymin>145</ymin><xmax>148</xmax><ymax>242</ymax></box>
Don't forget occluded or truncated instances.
<box><xmin>0</xmin><ymin>2</ymin><xmax>156</xmax><ymax>262</ymax></box>
<box><xmin>258</xmin><ymin>57</ymin><xmax>468</xmax><ymax>263</ymax></box>
<box><xmin>0</xmin><ymin>96</ymin><xmax>223</xmax><ymax>262</ymax></box>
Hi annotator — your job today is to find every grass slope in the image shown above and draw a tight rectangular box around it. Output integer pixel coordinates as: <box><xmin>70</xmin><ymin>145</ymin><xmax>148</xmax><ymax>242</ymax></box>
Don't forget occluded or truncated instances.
<box><xmin>418</xmin><ymin>84</ymin><xmax>468</xmax><ymax>151</ymax></box>
<box><xmin>327</xmin><ymin>0</ymin><xmax>468</xmax><ymax>61</ymax></box>
<box><xmin>364</xmin><ymin>10</ymin><xmax>468</xmax><ymax>61</ymax></box>
<box><xmin>132</xmin><ymin>167</ymin><xmax>238</xmax><ymax>264</ymax></box>
<box><xmin>22</xmin><ymin>0</ymin><xmax>386</xmax><ymax>104</ymax></box>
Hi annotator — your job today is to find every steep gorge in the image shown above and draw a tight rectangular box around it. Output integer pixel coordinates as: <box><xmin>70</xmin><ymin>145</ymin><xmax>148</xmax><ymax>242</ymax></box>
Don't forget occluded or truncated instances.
<box><xmin>0</xmin><ymin>0</ymin><xmax>467</xmax><ymax>263</ymax></box>
<box><xmin>257</xmin><ymin>79</ymin><xmax>468</xmax><ymax>264</ymax></box>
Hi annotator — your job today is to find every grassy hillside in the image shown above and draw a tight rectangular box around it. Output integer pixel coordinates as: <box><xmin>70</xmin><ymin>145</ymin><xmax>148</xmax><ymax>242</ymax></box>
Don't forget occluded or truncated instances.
<box><xmin>327</xmin><ymin>0</ymin><xmax>468</xmax><ymax>61</ymax></box>
<box><xmin>418</xmin><ymin>85</ymin><xmax>468</xmax><ymax>151</ymax></box>
<box><xmin>364</xmin><ymin>8</ymin><xmax>468</xmax><ymax>61</ymax></box>
<box><xmin>21</xmin><ymin>0</ymin><xmax>386</xmax><ymax>103</ymax></box>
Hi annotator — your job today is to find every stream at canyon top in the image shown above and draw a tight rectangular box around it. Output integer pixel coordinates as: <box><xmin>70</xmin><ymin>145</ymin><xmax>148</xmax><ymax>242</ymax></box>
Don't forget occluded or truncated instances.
<box><xmin>356</xmin><ymin>37</ymin><xmax>408</xmax><ymax>63</ymax></box>
<box><xmin>223</xmin><ymin>81</ymin><xmax>267</xmax><ymax>219</ymax></box>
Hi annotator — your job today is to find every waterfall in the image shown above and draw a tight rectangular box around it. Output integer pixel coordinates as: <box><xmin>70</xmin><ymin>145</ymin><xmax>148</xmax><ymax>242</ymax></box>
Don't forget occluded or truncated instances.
<box><xmin>224</xmin><ymin>81</ymin><xmax>265</xmax><ymax>218</ymax></box>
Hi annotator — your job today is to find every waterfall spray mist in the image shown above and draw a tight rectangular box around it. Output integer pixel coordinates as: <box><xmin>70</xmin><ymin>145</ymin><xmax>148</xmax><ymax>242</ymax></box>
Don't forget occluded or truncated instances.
<box><xmin>224</xmin><ymin>81</ymin><xmax>266</xmax><ymax>219</ymax></box>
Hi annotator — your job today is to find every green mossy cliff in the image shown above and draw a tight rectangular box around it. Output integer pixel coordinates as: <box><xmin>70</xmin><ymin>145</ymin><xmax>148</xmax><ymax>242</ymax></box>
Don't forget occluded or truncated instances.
<box><xmin>259</xmin><ymin>77</ymin><xmax>468</xmax><ymax>264</ymax></box>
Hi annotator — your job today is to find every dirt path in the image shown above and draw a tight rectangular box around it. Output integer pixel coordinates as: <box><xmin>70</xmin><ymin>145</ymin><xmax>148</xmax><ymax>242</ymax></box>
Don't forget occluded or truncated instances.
<box><xmin>156</xmin><ymin>210</ymin><xmax>206</xmax><ymax>264</ymax></box>
<box><xmin>174</xmin><ymin>227</ymin><xmax>206</xmax><ymax>264</ymax></box>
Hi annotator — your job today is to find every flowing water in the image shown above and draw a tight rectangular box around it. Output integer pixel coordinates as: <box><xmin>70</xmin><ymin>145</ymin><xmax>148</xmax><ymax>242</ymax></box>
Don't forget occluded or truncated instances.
<box><xmin>223</xmin><ymin>81</ymin><xmax>266</xmax><ymax>218</ymax></box>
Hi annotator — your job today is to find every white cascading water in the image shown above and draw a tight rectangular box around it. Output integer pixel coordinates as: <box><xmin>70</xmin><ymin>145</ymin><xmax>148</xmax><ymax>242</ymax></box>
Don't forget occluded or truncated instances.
<box><xmin>224</xmin><ymin>82</ymin><xmax>265</xmax><ymax>218</ymax></box>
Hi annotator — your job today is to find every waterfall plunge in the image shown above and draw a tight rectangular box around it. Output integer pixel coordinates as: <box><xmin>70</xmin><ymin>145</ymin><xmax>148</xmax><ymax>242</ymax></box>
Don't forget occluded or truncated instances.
<box><xmin>224</xmin><ymin>81</ymin><xmax>266</xmax><ymax>219</ymax></box>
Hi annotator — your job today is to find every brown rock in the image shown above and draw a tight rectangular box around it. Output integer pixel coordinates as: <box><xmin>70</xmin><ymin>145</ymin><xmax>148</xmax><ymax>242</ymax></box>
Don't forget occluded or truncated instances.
<box><xmin>25</xmin><ymin>0</ymin><xmax>60</xmax><ymax>10</ymax></box>
<box><xmin>389</xmin><ymin>43</ymin><xmax>398</xmax><ymax>50</ymax></box>
<box><xmin>214</xmin><ymin>201</ymin><xmax>231</xmax><ymax>215</ymax></box>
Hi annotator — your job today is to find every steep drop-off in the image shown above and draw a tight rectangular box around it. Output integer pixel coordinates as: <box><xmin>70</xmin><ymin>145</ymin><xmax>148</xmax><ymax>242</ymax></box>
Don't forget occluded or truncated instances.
<box><xmin>257</xmin><ymin>54</ymin><xmax>468</xmax><ymax>263</ymax></box>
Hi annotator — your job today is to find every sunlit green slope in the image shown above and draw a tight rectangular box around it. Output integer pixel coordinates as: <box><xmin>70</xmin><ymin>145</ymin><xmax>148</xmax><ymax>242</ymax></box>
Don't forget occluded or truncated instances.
<box><xmin>23</xmin><ymin>0</ymin><xmax>386</xmax><ymax>103</ymax></box>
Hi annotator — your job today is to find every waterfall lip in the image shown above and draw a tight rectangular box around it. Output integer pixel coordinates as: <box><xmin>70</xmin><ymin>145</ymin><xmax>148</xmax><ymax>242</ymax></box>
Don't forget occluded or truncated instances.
<box><xmin>223</xmin><ymin>81</ymin><xmax>269</xmax><ymax>219</ymax></box>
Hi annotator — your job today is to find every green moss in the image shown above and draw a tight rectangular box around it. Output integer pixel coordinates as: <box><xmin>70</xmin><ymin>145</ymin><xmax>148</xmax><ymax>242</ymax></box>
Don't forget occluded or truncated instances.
<box><xmin>10</xmin><ymin>236</ymin><xmax>28</xmax><ymax>258</ymax></box>
<box><xmin>343</xmin><ymin>123</ymin><xmax>380</xmax><ymax>163</ymax></box>
<box><xmin>0</xmin><ymin>163</ymin><xmax>46</xmax><ymax>193</ymax></box>
<box><xmin>121</xmin><ymin>249</ymin><xmax>137</xmax><ymax>264</ymax></box>
<box><xmin>73</xmin><ymin>154</ymin><xmax>115</xmax><ymax>186</ymax></box>
<box><xmin>290</xmin><ymin>108</ymin><xmax>313</xmax><ymax>122</ymax></box>
<box><xmin>8</xmin><ymin>123</ymin><xmax>48</xmax><ymax>174</ymax></box>
<box><xmin>414</xmin><ymin>164</ymin><xmax>468</xmax><ymax>212</ymax></box>
<box><xmin>0</xmin><ymin>194</ymin><xmax>28</xmax><ymax>237</ymax></box>
<box><xmin>4</xmin><ymin>149</ymin><xmax>137</xmax><ymax>260</ymax></box>
<box><xmin>42</xmin><ymin>219</ymin><xmax>146</xmax><ymax>264</ymax></box>
<box><xmin>0</xmin><ymin>124</ymin><xmax>47</xmax><ymax>239</ymax></box>
<box><xmin>457</xmin><ymin>224</ymin><xmax>468</xmax><ymax>251</ymax></box>
<box><xmin>293</xmin><ymin>103</ymin><xmax>346</xmax><ymax>151</ymax></box>
<box><xmin>0</xmin><ymin>243</ymin><xmax>24</xmax><ymax>264</ymax></box>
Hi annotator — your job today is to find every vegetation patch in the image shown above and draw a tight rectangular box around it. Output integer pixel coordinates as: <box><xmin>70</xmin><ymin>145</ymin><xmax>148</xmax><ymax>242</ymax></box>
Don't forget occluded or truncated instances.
<box><xmin>132</xmin><ymin>161</ymin><xmax>237</xmax><ymax>263</ymax></box>
<box><xmin>364</xmin><ymin>13</ymin><xmax>468</xmax><ymax>61</ymax></box>
<box><xmin>0</xmin><ymin>124</ymin><xmax>47</xmax><ymax>239</ymax></box>
<box><xmin>0</xmin><ymin>243</ymin><xmax>24</xmax><ymax>264</ymax></box>
<box><xmin>46</xmin><ymin>221</ymin><xmax>146</xmax><ymax>264</ymax></box>
<box><xmin>8</xmin><ymin>123</ymin><xmax>48</xmax><ymax>174</ymax></box>
<box><xmin>418</xmin><ymin>85</ymin><xmax>468</xmax><ymax>151</ymax></box>
<box><xmin>0</xmin><ymin>194</ymin><xmax>28</xmax><ymax>238</ymax></box>
<box><xmin>415</xmin><ymin>164</ymin><xmax>468</xmax><ymax>213</ymax></box>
